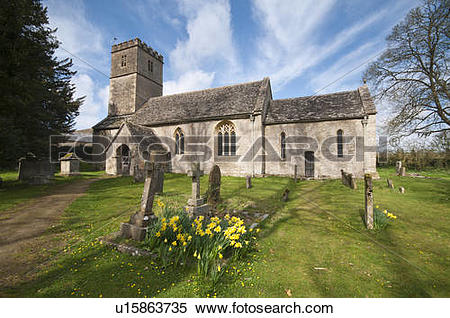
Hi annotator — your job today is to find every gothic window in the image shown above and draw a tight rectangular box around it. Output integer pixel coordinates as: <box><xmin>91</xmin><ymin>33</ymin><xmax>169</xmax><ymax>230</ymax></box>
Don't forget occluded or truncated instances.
<box><xmin>337</xmin><ymin>129</ymin><xmax>343</xmax><ymax>158</ymax></box>
<box><xmin>121</xmin><ymin>55</ymin><xmax>127</xmax><ymax>67</ymax></box>
<box><xmin>148</xmin><ymin>60</ymin><xmax>153</xmax><ymax>72</ymax></box>
<box><xmin>280</xmin><ymin>132</ymin><xmax>286</xmax><ymax>160</ymax></box>
<box><xmin>216</xmin><ymin>121</ymin><xmax>236</xmax><ymax>156</ymax></box>
<box><xmin>175</xmin><ymin>128</ymin><xmax>184</xmax><ymax>155</ymax></box>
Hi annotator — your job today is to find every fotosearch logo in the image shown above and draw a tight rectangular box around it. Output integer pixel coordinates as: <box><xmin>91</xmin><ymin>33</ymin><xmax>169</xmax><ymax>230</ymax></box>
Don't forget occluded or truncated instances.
<box><xmin>49</xmin><ymin>134</ymin><xmax>389</xmax><ymax>164</ymax></box>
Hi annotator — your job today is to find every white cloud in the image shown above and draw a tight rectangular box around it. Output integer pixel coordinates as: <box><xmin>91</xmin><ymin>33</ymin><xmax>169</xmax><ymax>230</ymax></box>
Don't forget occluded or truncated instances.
<box><xmin>164</xmin><ymin>70</ymin><xmax>215</xmax><ymax>95</ymax></box>
<box><xmin>44</xmin><ymin>0</ymin><xmax>107</xmax><ymax>71</ymax></box>
<box><xmin>250</xmin><ymin>0</ymin><xmax>388</xmax><ymax>92</ymax></box>
<box><xmin>309</xmin><ymin>41</ymin><xmax>381</xmax><ymax>93</ymax></box>
<box><xmin>72</xmin><ymin>74</ymin><xmax>109</xmax><ymax>129</ymax></box>
<box><xmin>165</xmin><ymin>0</ymin><xmax>238</xmax><ymax>94</ymax></box>
<box><xmin>44</xmin><ymin>0</ymin><xmax>109</xmax><ymax>129</ymax></box>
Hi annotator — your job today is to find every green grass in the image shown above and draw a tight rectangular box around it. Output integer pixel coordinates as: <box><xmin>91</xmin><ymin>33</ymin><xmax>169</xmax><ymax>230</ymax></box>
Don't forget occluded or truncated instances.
<box><xmin>0</xmin><ymin>170</ymin><xmax>104</xmax><ymax>212</ymax></box>
<box><xmin>2</xmin><ymin>168</ymin><xmax>449</xmax><ymax>297</ymax></box>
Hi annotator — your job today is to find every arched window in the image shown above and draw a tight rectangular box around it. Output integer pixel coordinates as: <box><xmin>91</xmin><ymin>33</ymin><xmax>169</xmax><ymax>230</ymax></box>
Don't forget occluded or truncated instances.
<box><xmin>216</xmin><ymin>121</ymin><xmax>236</xmax><ymax>156</ymax></box>
<box><xmin>337</xmin><ymin>129</ymin><xmax>343</xmax><ymax>158</ymax></box>
<box><xmin>280</xmin><ymin>132</ymin><xmax>286</xmax><ymax>160</ymax></box>
<box><xmin>174</xmin><ymin>128</ymin><xmax>184</xmax><ymax>155</ymax></box>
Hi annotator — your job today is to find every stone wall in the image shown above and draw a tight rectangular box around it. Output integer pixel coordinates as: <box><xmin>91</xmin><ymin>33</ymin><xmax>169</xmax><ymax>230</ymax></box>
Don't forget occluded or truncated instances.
<box><xmin>104</xmin><ymin>116</ymin><xmax>264</xmax><ymax>177</ymax></box>
<box><xmin>101</xmin><ymin>113</ymin><xmax>377</xmax><ymax>179</ymax></box>
<box><xmin>263</xmin><ymin>115</ymin><xmax>377</xmax><ymax>178</ymax></box>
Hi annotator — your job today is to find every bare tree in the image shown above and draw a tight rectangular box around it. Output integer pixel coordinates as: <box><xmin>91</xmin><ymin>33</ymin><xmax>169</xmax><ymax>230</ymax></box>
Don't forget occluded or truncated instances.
<box><xmin>364</xmin><ymin>0</ymin><xmax>449</xmax><ymax>137</ymax></box>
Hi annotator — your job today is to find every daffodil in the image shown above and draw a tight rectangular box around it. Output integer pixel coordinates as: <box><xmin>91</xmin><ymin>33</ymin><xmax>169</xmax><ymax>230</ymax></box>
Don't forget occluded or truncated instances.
<box><xmin>219</xmin><ymin>253</ymin><xmax>223</xmax><ymax>259</ymax></box>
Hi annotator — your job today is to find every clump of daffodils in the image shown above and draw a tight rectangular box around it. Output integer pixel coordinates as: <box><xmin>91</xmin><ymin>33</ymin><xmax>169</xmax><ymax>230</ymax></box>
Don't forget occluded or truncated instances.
<box><xmin>148</xmin><ymin>208</ymin><xmax>259</xmax><ymax>285</ymax></box>
<box><xmin>373</xmin><ymin>205</ymin><xmax>398</xmax><ymax>230</ymax></box>
<box><xmin>383</xmin><ymin>209</ymin><xmax>397</xmax><ymax>219</ymax></box>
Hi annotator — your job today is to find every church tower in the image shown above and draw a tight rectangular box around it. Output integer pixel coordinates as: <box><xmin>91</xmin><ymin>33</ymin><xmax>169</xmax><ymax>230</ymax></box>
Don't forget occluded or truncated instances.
<box><xmin>108</xmin><ymin>38</ymin><xmax>163</xmax><ymax>116</ymax></box>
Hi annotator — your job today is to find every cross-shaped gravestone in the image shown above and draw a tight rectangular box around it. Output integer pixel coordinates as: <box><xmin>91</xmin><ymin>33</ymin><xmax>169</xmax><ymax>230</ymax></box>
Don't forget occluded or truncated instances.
<box><xmin>186</xmin><ymin>162</ymin><xmax>210</xmax><ymax>217</ymax></box>
<box><xmin>188</xmin><ymin>162</ymin><xmax>204</xmax><ymax>201</ymax></box>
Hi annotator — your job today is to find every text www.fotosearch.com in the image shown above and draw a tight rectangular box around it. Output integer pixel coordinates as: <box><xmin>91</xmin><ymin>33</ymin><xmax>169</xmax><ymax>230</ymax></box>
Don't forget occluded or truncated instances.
<box><xmin>115</xmin><ymin>301</ymin><xmax>333</xmax><ymax>315</ymax></box>
<box><xmin>196</xmin><ymin>302</ymin><xmax>333</xmax><ymax>314</ymax></box>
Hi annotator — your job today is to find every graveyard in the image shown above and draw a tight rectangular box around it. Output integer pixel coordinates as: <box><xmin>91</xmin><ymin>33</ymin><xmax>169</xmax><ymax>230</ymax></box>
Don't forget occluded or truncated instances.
<box><xmin>0</xmin><ymin>166</ymin><xmax>448</xmax><ymax>298</ymax></box>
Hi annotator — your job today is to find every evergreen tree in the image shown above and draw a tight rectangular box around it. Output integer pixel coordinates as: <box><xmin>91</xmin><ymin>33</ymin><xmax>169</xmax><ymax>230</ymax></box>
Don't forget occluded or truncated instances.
<box><xmin>0</xmin><ymin>0</ymin><xmax>83</xmax><ymax>168</ymax></box>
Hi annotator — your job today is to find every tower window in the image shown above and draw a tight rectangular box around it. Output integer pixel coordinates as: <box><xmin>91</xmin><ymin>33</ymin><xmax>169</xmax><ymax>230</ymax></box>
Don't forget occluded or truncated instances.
<box><xmin>148</xmin><ymin>60</ymin><xmax>153</xmax><ymax>72</ymax></box>
<box><xmin>121</xmin><ymin>55</ymin><xmax>127</xmax><ymax>67</ymax></box>
<box><xmin>280</xmin><ymin>132</ymin><xmax>286</xmax><ymax>160</ymax></box>
<box><xmin>337</xmin><ymin>129</ymin><xmax>343</xmax><ymax>158</ymax></box>
<box><xmin>216</xmin><ymin>121</ymin><xmax>236</xmax><ymax>156</ymax></box>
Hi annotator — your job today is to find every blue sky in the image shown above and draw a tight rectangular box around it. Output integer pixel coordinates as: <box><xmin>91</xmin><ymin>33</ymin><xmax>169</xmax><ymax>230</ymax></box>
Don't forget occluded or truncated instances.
<box><xmin>43</xmin><ymin>0</ymin><xmax>420</xmax><ymax>130</ymax></box>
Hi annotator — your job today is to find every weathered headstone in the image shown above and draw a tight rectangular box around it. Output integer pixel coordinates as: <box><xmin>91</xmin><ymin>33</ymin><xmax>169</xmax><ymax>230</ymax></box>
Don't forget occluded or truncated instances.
<box><xmin>364</xmin><ymin>174</ymin><xmax>374</xmax><ymax>229</ymax></box>
<box><xmin>185</xmin><ymin>162</ymin><xmax>210</xmax><ymax>217</ymax></box>
<box><xmin>348</xmin><ymin>174</ymin><xmax>357</xmax><ymax>190</ymax></box>
<box><xmin>246</xmin><ymin>175</ymin><xmax>252</xmax><ymax>189</ymax></box>
<box><xmin>120</xmin><ymin>168</ymin><xmax>158</xmax><ymax>241</ymax></box>
<box><xmin>294</xmin><ymin>165</ymin><xmax>298</xmax><ymax>183</ymax></box>
<box><xmin>207</xmin><ymin>164</ymin><xmax>221</xmax><ymax>205</ymax></box>
<box><xmin>18</xmin><ymin>152</ymin><xmax>54</xmax><ymax>185</ymax></box>
<box><xmin>60</xmin><ymin>153</ymin><xmax>80</xmax><ymax>176</ymax></box>
<box><xmin>399</xmin><ymin>186</ymin><xmax>405</xmax><ymax>194</ymax></box>
<box><xmin>396</xmin><ymin>161</ymin><xmax>402</xmax><ymax>175</ymax></box>
<box><xmin>387</xmin><ymin>178</ymin><xmax>394</xmax><ymax>189</ymax></box>
<box><xmin>341</xmin><ymin>170</ymin><xmax>357</xmax><ymax>190</ymax></box>
<box><xmin>399</xmin><ymin>167</ymin><xmax>406</xmax><ymax>177</ymax></box>
<box><xmin>282</xmin><ymin>188</ymin><xmax>290</xmax><ymax>202</ymax></box>
<box><xmin>133</xmin><ymin>164</ymin><xmax>145</xmax><ymax>183</ymax></box>
<box><xmin>146</xmin><ymin>162</ymin><xmax>164</xmax><ymax>194</ymax></box>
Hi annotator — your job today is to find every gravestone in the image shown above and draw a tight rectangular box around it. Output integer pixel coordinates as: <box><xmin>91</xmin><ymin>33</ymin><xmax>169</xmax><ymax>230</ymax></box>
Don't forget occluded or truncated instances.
<box><xmin>341</xmin><ymin>170</ymin><xmax>357</xmax><ymax>190</ymax></box>
<box><xmin>207</xmin><ymin>164</ymin><xmax>221</xmax><ymax>205</ymax></box>
<box><xmin>60</xmin><ymin>153</ymin><xmax>80</xmax><ymax>176</ymax></box>
<box><xmin>18</xmin><ymin>152</ymin><xmax>54</xmax><ymax>185</ymax></box>
<box><xmin>399</xmin><ymin>167</ymin><xmax>406</xmax><ymax>177</ymax></box>
<box><xmin>282</xmin><ymin>188</ymin><xmax>290</xmax><ymax>202</ymax></box>
<box><xmin>133</xmin><ymin>164</ymin><xmax>145</xmax><ymax>183</ymax></box>
<box><xmin>145</xmin><ymin>162</ymin><xmax>164</xmax><ymax>194</ymax></box>
<box><xmin>293</xmin><ymin>165</ymin><xmax>298</xmax><ymax>183</ymax></box>
<box><xmin>399</xmin><ymin>186</ymin><xmax>405</xmax><ymax>194</ymax></box>
<box><xmin>396</xmin><ymin>161</ymin><xmax>402</xmax><ymax>175</ymax></box>
<box><xmin>185</xmin><ymin>162</ymin><xmax>210</xmax><ymax>217</ymax></box>
<box><xmin>364</xmin><ymin>174</ymin><xmax>374</xmax><ymax>229</ymax></box>
<box><xmin>120</xmin><ymin>168</ymin><xmax>158</xmax><ymax>241</ymax></box>
<box><xmin>246</xmin><ymin>175</ymin><xmax>252</xmax><ymax>189</ymax></box>
<box><xmin>387</xmin><ymin>178</ymin><xmax>394</xmax><ymax>189</ymax></box>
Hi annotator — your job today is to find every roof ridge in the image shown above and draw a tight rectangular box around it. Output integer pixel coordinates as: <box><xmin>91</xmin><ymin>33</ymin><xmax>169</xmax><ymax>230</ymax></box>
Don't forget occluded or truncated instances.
<box><xmin>273</xmin><ymin>89</ymin><xmax>358</xmax><ymax>102</ymax></box>
<box><xmin>144</xmin><ymin>78</ymin><xmax>266</xmax><ymax>103</ymax></box>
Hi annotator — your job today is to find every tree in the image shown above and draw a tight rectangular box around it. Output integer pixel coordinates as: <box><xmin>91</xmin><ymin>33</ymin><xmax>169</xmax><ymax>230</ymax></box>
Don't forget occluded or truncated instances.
<box><xmin>364</xmin><ymin>0</ymin><xmax>449</xmax><ymax>137</ymax></box>
<box><xmin>0</xmin><ymin>0</ymin><xmax>83</xmax><ymax>168</ymax></box>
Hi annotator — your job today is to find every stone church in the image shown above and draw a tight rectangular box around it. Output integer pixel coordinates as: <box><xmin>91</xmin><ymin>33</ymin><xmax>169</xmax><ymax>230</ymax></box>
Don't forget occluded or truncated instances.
<box><xmin>93</xmin><ymin>38</ymin><xmax>377</xmax><ymax>179</ymax></box>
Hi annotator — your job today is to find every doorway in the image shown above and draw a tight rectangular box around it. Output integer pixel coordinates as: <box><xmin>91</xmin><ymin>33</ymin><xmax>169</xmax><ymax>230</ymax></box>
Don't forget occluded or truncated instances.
<box><xmin>305</xmin><ymin>151</ymin><xmax>314</xmax><ymax>178</ymax></box>
<box><xmin>116</xmin><ymin>144</ymin><xmax>130</xmax><ymax>175</ymax></box>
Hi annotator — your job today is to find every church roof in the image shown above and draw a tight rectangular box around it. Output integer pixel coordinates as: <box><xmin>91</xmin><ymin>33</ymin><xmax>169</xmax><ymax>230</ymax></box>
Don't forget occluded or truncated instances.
<box><xmin>265</xmin><ymin>85</ymin><xmax>376</xmax><ymax>125</ymax></box>
<box><xmin>93</xmin><ymin>113</ymin><xmax>132</xmax><ymax>130</ymax></box>
<box><xmin>130</xmin><ymin>78</ymin><xmax>269</xmax><ymax>126</ymax></box>
<box><xmin>93</xmin><ymin>79</ymin><xmax>377</xmax><ymax>130</ymax></box>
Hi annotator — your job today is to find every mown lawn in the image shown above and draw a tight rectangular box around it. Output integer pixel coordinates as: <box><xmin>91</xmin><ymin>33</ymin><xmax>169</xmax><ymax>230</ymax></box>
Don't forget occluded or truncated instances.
<box><xmin>2</xmin><ymin>168</ymin><xmax>449</xmax><ymax>297</ymax></box>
